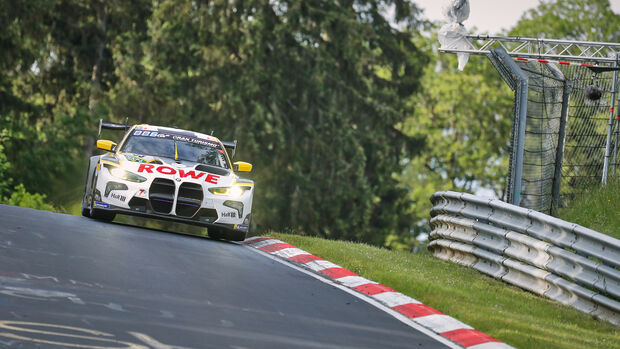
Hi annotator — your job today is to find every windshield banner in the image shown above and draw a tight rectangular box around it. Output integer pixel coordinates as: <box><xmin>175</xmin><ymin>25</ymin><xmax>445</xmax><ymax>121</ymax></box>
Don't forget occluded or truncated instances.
<box><xmin>132</xmin><ymin>130</ymin><xmax>220</xmax><ymax>148</ymax></box>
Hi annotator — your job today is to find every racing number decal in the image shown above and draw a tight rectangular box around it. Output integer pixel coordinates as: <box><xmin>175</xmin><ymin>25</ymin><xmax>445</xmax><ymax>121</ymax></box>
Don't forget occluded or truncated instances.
<box><xmin>137</xmin><ymin>164</ymin><xmax>220</xmax><ymax>184</ymax></box>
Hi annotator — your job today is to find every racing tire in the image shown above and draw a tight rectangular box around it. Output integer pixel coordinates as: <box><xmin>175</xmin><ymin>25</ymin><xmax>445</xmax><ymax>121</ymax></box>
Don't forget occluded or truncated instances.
<box><xmin>88</xmin><ymin>168</ymin><xmax>116</xmax><ymax>222</ymax></box>
<box><xmin>81</xmin><ymin>205</ymin><xmax>91</xmax><ymax>218</ymax></box>
<box><xmin>81</xmin><ymin>164</ymin><xmax>92</xmax><ymax>218</ymax></box>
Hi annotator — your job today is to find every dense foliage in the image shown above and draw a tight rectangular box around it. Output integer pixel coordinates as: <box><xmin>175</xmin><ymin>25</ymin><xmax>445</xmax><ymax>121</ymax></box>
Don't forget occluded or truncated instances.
<box><xmin>509</xmin><ymin>0</ymin><xmax>620</xmax><ymax>41</ymax></box>
<box><xmin>1</xmin><ymin>0</ymin><xmax>617</xmax><ymax>249</ymax></box>
<box><xmin>1</xmin><ymin>0</ymin><xmax>428</xmax><ymax>247</ymax></box>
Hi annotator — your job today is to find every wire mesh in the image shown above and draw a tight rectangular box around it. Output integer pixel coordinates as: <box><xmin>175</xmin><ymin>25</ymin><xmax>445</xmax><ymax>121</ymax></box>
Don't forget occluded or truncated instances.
<box><xmin>515</xmin><ymin>61</ymin><xmax>565</xmax><ymax>213</ymax></box>
<box><xmin>560</xmin><ymin>66</ymin><xmax>617</xmax><ymax>205</ymax></box>
<box><xmin>492</xmin><ymin>55</ymin><xmax>618</xmax><ymax>214</ymax></box>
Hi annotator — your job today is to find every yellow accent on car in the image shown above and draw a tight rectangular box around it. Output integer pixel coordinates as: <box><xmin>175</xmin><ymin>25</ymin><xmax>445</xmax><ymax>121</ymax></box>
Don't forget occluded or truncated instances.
<box><xmin>208</xmin><ymin>185</ymin><xmax>251</xmax><ymax>198</ymax></box>
<box><xmin>97</xmin><ymin>140</ymin><xmax>117</xmax><ymax>151</ymax></box>
<box><xmin>234</xmin><ymin>161</ymin><xmax>252</xmax><ymax>173</ymax></box>
<box><xmin>232</xmin><ymin>180</ymin><xmax>254</xmax><ymax>187</ymax></box>
<box><xmin>209</xmin><ymin>187</ymin><xmax>231</xmax><ymax>195</ymax></box>
<box><xmin>114</xmin><ymin>125</ymin><xmax>136</xmax><ymax>152</ymax></box>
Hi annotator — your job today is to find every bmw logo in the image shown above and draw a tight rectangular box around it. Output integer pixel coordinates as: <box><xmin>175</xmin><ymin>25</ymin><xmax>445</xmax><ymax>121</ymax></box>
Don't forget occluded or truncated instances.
<box><xmin>175</xmin><ymin>178</ymin><xmax>181</xmax><ymax>182</ymax></box>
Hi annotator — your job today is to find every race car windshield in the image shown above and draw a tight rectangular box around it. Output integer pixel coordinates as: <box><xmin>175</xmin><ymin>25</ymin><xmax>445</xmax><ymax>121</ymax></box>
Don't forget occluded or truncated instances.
<box><xmin>121</xmin><ymin>130</ymin><xmax>229</xmax><ymax>168</ymax></box>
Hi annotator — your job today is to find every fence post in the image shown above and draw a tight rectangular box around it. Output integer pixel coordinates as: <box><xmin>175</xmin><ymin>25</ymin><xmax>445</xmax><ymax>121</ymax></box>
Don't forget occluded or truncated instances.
<box><xmin>602</xmin><ymin>53</ymin><xmax>619</xmax><ymax>184</ymax></box>
<box><xmin>493</xmin><ymin>47</ymin><xmax>528</xmax><ymax>206</ymax></box>
<box><xmin>613</xmin><ymin>74</ymin><xmax>620</xmax><ymax>177</ymax></box>
<box><xmin>551</xmin><ymin>77</ymin><xmax>571</xmax><ymax>215</ymax></box>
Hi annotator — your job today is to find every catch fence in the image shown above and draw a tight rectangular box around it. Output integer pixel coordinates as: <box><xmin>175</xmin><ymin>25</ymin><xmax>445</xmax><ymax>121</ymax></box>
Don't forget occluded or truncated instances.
<box><xmin>441</xmin><ymin>36</ymin><xmax>620</xmax><ymax>215</ymax></box>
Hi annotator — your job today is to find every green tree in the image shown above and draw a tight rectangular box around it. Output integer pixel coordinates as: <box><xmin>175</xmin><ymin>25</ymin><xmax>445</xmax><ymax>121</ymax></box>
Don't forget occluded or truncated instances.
<box><xmin>399</xmin><ymin>0</ymin><xmax>619</xmax><ymax>240</ymax></box>
<box><xmin>510</xmin><ymin>0</ymin><xmax>620</xmax><ymax>204</ymax></box>
<box><xmin>1</xmin><ymin>184</ymin><xmax>55</xmax><ymax>211</ymax></box>
<box><xmin>104</xmin><ymin>0</ymin><xmax>428</xmax><ymax>246</ymax></box>
<box><xmin>509</xmin><ymin>0</ymin><xmax>620</xmax><ymax>41</ymax></box>
<box><xmin>399</xmin><ymin>32</ymin><xmax>513</xmax><ymax>237</ymax></box>
<box><xmin>0</xmin><ymin>0</ymin><xmax>152</xmax><ymax>196</ymax></box>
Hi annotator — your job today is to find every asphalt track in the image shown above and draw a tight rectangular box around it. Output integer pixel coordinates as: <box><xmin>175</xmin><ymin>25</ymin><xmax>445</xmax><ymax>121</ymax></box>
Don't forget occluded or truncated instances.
<box><xmin>0</xmin><ymin>204</ymin><xmax>449</xmax><ymax>348</ymax></box>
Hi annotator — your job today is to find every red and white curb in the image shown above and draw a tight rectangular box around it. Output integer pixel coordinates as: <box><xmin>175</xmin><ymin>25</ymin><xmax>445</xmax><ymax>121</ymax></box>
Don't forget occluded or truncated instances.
<box><xmin>243</xmin><ymin>237</ymin><xmax>513</xmax><ymax>349</ymax></box>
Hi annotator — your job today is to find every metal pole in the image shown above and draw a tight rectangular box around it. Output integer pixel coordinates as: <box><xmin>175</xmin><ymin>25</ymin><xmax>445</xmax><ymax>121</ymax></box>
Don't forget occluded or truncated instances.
<box><xmin>613</xmin><ymin>93</ymin><xmax>620</xmax><ymax>176</ymax></box>
<box><xmin>494</xmin><ymin>47</ymin><xmax>529</xmax><ymax>206</ymax></box>
<box><xmin>551</xmin><ymin>78</ymin><xmax>570</xmax><ymax>216</ymax></box>
<box><xmin>513</xmin><ymin>80</ymin><xmax>528</xmax><ymax>206</ymax></box>
<box><xmin>602</xmin><ymin>53</ymin><xmax>619</xmax><ymax>185</ymax></box>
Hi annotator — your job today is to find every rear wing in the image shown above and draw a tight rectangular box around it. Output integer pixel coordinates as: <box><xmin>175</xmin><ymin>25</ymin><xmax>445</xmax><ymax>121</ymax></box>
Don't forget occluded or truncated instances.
<box><xmin>221</xmin><ymin>140</ymin><xmax>237</xmax><ymax>158</ymax></box>
<box><xmin>98</xmin><ymin>118</ymin><xmax>130</xmax><ymax>137</ymax></box>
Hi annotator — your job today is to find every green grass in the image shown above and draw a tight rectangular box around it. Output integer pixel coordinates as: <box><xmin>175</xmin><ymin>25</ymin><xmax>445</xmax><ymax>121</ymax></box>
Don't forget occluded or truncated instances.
<box><xmin>558</xmin><ymin>177</ymin><xmax>620</xmax><ymax>240</ymax></box>
<box><xmin>266</xmin><ymin>233</ymin><xmax>619</xmax><ymax>349</ymax></box>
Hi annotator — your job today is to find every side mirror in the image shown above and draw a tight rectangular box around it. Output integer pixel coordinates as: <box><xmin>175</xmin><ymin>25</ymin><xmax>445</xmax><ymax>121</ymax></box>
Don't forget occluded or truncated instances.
<box><xmin>97</xmin><ymin>140</ymin><xmax>117</xmax><ymax>152</ymax></box>
<box><xmin>233</xmin><ymin>161</ymin><xmax>252</xmax><ymax>173</ymax></box>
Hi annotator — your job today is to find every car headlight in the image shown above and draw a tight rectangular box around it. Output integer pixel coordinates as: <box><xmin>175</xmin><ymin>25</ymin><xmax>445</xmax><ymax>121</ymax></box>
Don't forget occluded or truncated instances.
<box><xmin>104</xmin><ymin>164</ymin><xmax>147</xmax><ymax>183</ymax></box>
<box><xmin>208</xmin><ymin>185</ymin><xmax>251</xmax><ymax>198</ymax></box>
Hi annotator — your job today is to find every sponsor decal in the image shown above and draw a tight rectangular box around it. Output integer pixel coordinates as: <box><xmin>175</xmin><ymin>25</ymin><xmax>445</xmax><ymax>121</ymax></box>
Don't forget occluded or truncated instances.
<box><xmin>234</xmin><ymin>224</ymin><xmax>249</xmax><ymax>231</ymax></box>
<box><xmin>178</xmin><ymin>169</ymin><xmax>205</xmax><ymax>180</ymax></box>
<box><xmin>157</xmin><ymin>166</ymin><xmax>176</xmax><ymax>175</ymax></box>
<box><xmin>133</xmin><ymin>130</ymin><xmax>220</xmax><ymax>148</ymax></box>
<box><xmin>133</xmin><ymin>130</ymin><xmax>165</xmax><ymax>138</ymax></box>
<box><xmin>110</xmin><ymin>193</ymin><xmax>126</xmax><ymax>202</ymax></box>
<box><xmin>172</xmin><ymin>135</ymin><xmax>219</xmax><ymax>148</ymax></box>
<box><xmin>221</xmin><ymin>211</ymin><xmax>236</xmax><ymax>218</ymax></box>
<box><xmin>137</xmin><ymin>189</ymin><xmax>147</xmax><ymax>198</ymax></box>
<box><xmin>124</xmin><ymin>154</ymin><xmax>147</xmax><ymax>163</ymax></box>
<box><xmin>94</xmin><ymin>201</ymin><xmax>110</xmax><ymax>209</ymax></box>
<box><xmin>134</xmin><ymin>125</ymin><xmax>158</xmax><ymax>131</ymax></box>
<box><xmin>137</xmin><ymin>164</ymin><xmax>220</xmax><ymax>184</ymax></box>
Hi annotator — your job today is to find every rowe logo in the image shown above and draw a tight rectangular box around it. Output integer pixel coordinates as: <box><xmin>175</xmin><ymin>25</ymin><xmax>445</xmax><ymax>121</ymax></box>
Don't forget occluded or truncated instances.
<box><xmin>137</xmin><ymin>164</ymin><xmax>220</xmax><ymax>184</ymax></box>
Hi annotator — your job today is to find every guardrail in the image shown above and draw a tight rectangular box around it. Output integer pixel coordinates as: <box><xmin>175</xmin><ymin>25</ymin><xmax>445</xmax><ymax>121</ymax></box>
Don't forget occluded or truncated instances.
<box><xmin>428</xmin><ymin>191</ymin><xmax>620</xmax><ymax>325</ymax></box>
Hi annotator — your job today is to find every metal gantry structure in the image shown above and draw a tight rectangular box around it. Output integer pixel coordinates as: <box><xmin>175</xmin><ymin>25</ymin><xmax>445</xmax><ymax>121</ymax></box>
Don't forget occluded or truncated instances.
<box><xmin>439</xmin><ymin>35</ymin><xmax>620</xmax><ymax>209</ymax></box>
<box><xmin>440</xmin><ymin>35</ymin><xmax>620</xmax><ymax>64</ymax></box>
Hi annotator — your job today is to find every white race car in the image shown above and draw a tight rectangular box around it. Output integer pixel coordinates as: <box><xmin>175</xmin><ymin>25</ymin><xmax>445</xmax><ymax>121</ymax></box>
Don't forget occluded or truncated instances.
<box><xmin>81</xmin><ymin>121</ymin><xmax>254</xmax><ymax>241</ymax></box>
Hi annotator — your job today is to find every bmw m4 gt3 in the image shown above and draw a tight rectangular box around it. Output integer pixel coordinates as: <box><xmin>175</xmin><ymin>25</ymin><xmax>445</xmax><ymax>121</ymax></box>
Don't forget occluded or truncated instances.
<box><xmin>82</xmin><ymin>121</ymin><xmax>253</xmax><ymax>241</ymax></box>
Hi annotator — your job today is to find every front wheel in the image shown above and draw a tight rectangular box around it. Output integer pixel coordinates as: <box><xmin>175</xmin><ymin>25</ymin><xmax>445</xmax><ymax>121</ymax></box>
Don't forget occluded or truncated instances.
<box><xmin>81</xmin><ymin>203</ymin><xmax>91</xmax><ymax>218</ymax></box>
<box><xmin>90</xmin><ymin>205</ymin><xmax>116</xmax><ymax>222</ymax></box>
<box><xmin>88</xmin><ymin>168</ymin><xmax>116</xmax><ymax>222</ymax></box>
<box><xmin>81</xmin><ymin>164</ymin><xmax>92</xmax><ymax>218</ymax></box>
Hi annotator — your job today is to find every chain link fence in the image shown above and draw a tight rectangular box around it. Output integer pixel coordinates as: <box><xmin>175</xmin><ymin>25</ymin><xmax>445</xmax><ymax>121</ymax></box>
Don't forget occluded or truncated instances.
<box><xmin>561</xmin><ymin>66</ymin><xmax>618</xmax><ymax>199</ymax></box>
<box><xmin>488</xmin><ymin>47</ymin><xmax>619</xmax><ymax>215</ymax></box>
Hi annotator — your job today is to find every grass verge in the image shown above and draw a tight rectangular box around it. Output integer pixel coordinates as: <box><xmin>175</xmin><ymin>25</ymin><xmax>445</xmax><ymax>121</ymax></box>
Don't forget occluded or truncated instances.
<box><xmin>558</xmin><ymin>177</ymin><xmax>620</xmax><ymax>240</ymax></box>
<box><xmin>267</xmin><ymin>233</ymin><xmax>619</xmax><ymax>349</ymax></box>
